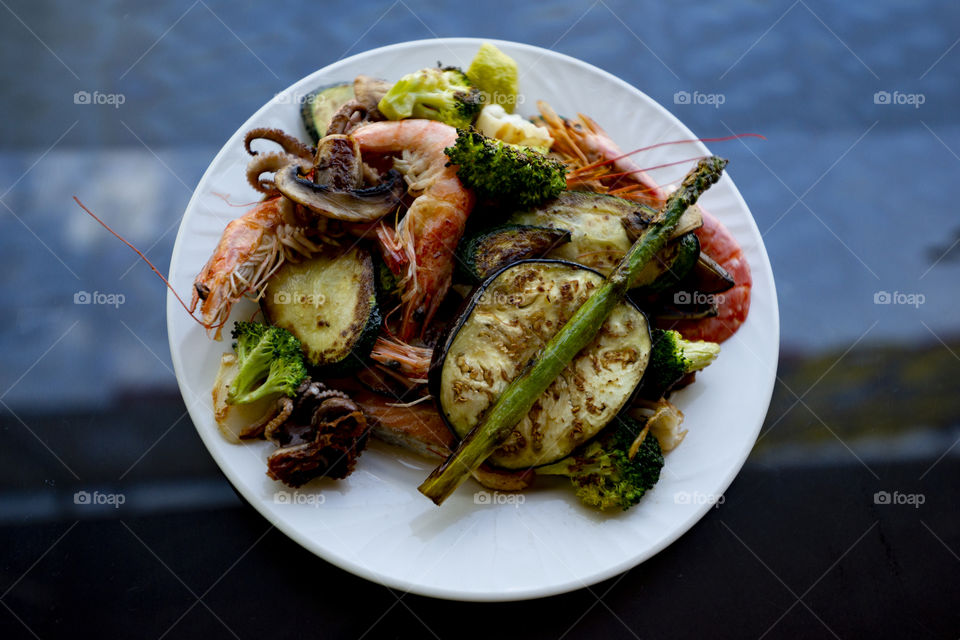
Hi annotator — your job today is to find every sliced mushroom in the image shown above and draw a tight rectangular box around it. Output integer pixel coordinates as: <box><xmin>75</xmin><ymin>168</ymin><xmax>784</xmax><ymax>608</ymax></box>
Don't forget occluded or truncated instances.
<box><xmin>275</xmin><ymin>164</ymin><xmax>405</xmax><ymax>223</ymax></box>
<box><xmin>353</xmin><ymin>75</ymin><xmax>392</xmax><ymax>111</ymax></box>
<box><xmin>312</xmin><ymin>134</ymin><xmax>363</xmax><ymax>190</ymax></box>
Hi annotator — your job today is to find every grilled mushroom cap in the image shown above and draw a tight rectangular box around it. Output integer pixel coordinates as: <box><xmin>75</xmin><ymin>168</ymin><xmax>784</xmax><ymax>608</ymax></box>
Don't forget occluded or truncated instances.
<box><xmin>275</xmin><ymin>163</ymin><xmax>404</xmax><ymax>223</ymax></box>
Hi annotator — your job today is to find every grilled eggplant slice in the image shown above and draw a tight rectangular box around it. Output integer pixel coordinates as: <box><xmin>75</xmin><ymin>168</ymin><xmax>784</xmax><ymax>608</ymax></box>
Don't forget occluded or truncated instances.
<box><xmin>262</xmin><ymin>247</ymin><xmax>380</xmax><ymax>375</ymax></box>
<box><xmin>685</xmin><ymin>250</ymin><xmax>736</xmax><ymax>294</ymax></box>
<box><xmin>431</xmin><ymin>260</ymin><xmax>652</xmax><ymax>469</ymax></box>
<box><xmin>456</xmin><ymin>224</ymin><xmax>571</xmax><ymax>282</ymax></box>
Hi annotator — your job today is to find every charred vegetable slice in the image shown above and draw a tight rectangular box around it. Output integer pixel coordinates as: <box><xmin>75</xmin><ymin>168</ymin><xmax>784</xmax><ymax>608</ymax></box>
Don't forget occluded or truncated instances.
<box><xmin>630</xmin><ymin>233</ymin><xmax>701</xmax><ymax>292</ymax></box>
<box><xmin>262</xmin><ymin>247</ymin><xmax>380</xmax><ymax>375</ymax></box>
<box><xmin>510</xmin><ymin>203</ymin><xmax>630</xmax><ymax>274</ymax></box>
<box><xmin>686</xmin><ymin>250</ymin><xmax>736</xmax><ymax>294</ymax></box>
<box><xmin>419</xmin><ymin>157</ymin><xmax>728</xmax><ymax>504</ymax></box>
<box><xmin>300</xmin><ymin>82</ymin><xmax>355</xmax><ymax>143</ymax></box>
<box><xmin>456</xmin><ymin>224</ymin><xmax>571</xmax><ymax>282</ymax></box>
<box><xmin>509</xmin><ymin>191</ymin><xmax>702</xmax><ymax>277</ymax></box>
<box><xmin>432</xmin><ymin>260</ymin><xmax>652</xmax><ymax>469</ymax></box>
<box><xmin>509</xmin><ymin>206</ymin><xmax>700</xmax><ymax>291</ymax></box>
<box><xmin>512</xmin><ymin>191</ymin><xmax>700</xmax><ymax>240</ymax></box>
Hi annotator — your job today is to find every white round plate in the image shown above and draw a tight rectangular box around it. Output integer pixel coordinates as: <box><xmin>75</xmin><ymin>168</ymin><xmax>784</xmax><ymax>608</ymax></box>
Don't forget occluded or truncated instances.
<box><xmin>167</xmin><ymin>38</ymin><xmax>779</xmax><ymax>601</ymax></box>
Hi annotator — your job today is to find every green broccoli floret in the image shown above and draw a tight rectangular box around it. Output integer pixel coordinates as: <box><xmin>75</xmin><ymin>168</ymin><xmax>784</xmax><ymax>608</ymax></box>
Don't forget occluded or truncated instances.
<box><xmin>638</xmin><ymin>328</ymin><xmax>720</xmax><ymax>399</ymax></box>
<box><xmin>226</xmin><ymin>321</ymin><xmax>307</xmax><ymax>405</ymax></box>
<box><xmin>444</xmin><ymin>129</ymin><xmax>567</xmax><ymax>208</ymax></box>
<box><xmin>537</xmin><ymin>415</ymin><xmax>664</xmax><ymax>511</ymax></box>
<box><xmin>378</xmin><ymin>66</ymin><xmax>483</xmax><ymax>129</ymax></box>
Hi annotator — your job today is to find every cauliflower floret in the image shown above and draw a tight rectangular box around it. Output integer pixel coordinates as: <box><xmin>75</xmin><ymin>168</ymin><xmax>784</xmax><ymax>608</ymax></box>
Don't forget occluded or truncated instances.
<box><xmin>475</xmin><ymin>104</ymin><xmax>554</xmax><ymax>152</ymax></box>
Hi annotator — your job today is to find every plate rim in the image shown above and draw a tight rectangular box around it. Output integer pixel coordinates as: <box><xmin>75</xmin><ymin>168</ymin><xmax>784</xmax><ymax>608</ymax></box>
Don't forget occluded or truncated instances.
<box><xmin>167</xmin><ymin>36</ymin><xmax>780</xmax><ymax>602</ymax></box>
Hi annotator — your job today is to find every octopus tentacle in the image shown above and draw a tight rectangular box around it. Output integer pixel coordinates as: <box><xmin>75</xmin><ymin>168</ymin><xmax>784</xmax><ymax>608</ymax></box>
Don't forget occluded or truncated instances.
<box><xmin>237</xmin><ymin>396</ymin><xmax>295</xmax><ymax>440</ymax></box>
<box><xmin>246</xmin><ymin>153</ymin><xmax>309</xmax><ymax>194</ymax></box>
<box><xmin>263</xmin><ymin>396</ymin><xmax>295</xmax><ymax>441</ymax></box>
<box><xmin>244</xmin><ymin>127</ymin><xmax>315</xmax><ymax>159</ymax></box>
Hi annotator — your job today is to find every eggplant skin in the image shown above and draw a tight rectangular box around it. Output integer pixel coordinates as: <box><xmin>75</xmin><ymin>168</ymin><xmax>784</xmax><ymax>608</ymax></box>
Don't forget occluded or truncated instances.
<box><xmin>262</xmin><ymin>247</ymin><xmax>379</xmax><ymax>376</ymax></box>
<box><xmin>456</xmin><ymin>224</ymin><xmax>571</xmax><ymax>282</ymax></box>
<box><xmin>432</xmin><ymin>259</ymin><xmax>652</xmax><ymax>469</ymax></box>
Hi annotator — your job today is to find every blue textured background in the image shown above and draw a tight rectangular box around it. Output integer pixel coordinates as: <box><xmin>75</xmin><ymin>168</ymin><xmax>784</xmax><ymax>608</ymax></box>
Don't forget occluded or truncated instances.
<box><xmin>0</xmin><ymin>2</ymin><xmax>957</xmax><ymax>637</ymax></box>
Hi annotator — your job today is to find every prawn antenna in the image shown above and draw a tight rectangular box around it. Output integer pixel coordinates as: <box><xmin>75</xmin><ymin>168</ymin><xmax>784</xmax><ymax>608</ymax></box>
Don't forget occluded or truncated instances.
<box><xmin>570</xmin><ymin>133</ymin><xmax>765</xmax><ymax>177</ymax></box>
<box><xmin>72</xmin><ymin>196</ymin><xmax>209</xmax><ymax>328</ymax></box>
<box><xmin>600</xmin><ymin>155</ymin><xmax>711</xmax><ymax>182</ymax></box>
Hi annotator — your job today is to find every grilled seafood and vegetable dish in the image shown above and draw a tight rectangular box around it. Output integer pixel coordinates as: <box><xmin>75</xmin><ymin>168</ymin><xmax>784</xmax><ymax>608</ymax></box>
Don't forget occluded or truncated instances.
<box><xmin>187</xmin><ymin>43</ymin><xmax>753</xmax><ymax>510</ymax></box>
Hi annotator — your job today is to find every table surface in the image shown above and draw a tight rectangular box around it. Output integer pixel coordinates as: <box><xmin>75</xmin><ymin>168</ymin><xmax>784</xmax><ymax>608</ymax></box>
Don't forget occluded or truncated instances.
<box><xmin>1</xmin><ymin>2</ymin><xmax>958</xmax><ymax>638</ymax></box>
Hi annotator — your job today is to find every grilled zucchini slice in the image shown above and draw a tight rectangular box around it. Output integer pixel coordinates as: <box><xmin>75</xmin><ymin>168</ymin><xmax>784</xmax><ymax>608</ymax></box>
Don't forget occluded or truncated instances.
<box><xmin>511</xmin><ymin>191</ymin><xmax>701</xmax><ymax>243</ymax></box>
<box><xmin>262</xmin><ymin>247</ymin><xmax>380</xmax><ymax>375</ymax></box>
<box><xmin>509</xmin><ymin>202</ymin><xmax>630</xmax><ymax>274</ymax></box>
<box><xmin>431</xmin><ymin>259</ymin><xmax>652</xmax><ymax>469</ymax></box>
<box><xmin>456</xmin><ymin>224</ymin><xmax>571</xmax><ymax>282</ymax></box>
<box><xmin>509</xmin><ymin>192</ymin><xmax>701</xmax><ymax>290</ymax></box>
<box><xmin>300</xmin><ymin>82</ymin><xmax>355</xmax><ymax>143</ymax></box>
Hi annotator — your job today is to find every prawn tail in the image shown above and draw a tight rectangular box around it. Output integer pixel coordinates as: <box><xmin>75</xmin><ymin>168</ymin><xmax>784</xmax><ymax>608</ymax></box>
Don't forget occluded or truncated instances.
<box><xmin>375</xmin><ymin>222</ymin><xmax>408</xmax><ymax>276</ymax></box>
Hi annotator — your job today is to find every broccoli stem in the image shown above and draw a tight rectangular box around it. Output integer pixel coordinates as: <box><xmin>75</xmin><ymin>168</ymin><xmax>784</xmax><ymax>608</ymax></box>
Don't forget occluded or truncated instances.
<box><xmin>226</xmin><ymin>340</ymin><xmax>275</xmax><ymax>405</ymax></box>
<box><xmin>682</xmin><ymin>340</ymin><xmax>721</xmax><ymax>373</ymax></box>
<box><xmin>418</xmin><ymin>157</ymin><xmax>728</xmax><ymax>505</ymax></box>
